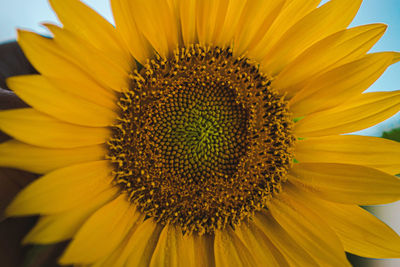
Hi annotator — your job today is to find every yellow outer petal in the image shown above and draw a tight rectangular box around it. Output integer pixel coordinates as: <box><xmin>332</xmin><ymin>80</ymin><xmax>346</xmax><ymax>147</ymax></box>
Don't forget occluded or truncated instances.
<box><xmin>235</xmin><ymin>221</ymin><xmax>289</xmax><ymax>266</ymax></box>
<box><xmin>6</xmin><ymin>161</ymin><xmax>113</xmax><ymax>216</ymax></box>
<box><xmin>23</xmin><ymin>185</ymin><xmax>118</xmax><ymax>244</ymax></box>
<box><xmin>269</xmin><ymin>192</ymin><xmax>350</xmax><ymax>266</ymax></box>
<box><xmin>188</xmin><ymin>233</ymin><xmax>216</xmax><ymax>267</ymax></box>
<box><xmin>195</xmin><ymin>0</ymin><xmax>229</xmax><ymax>46</ymax></box>
<box><xmin>253</xmin><ymin>211</ymin><xmax>318</xmax><ymax>266</ymax></box>
<box><xmin>261</xmin><ymin>0</ymin><xmax>362</xmax><ymax>75</ymax></box>
<box><xmin>89</xmin><ymin>214</ymin><xmax>146</xmax><ymax>267</ymax></box>
<box><xmin>213</xmin><ymin>0</ymin><xmax>247</xmax><ymax>47</ymax></box>
<box><xmin>234</xmin><ymin>0</ymin><xmax>286</xmax><ymax>57</ymax></box>
<box><xmin>295</xmin><ymin>135</ymin><xmax>400</xmax><ymax>175</ymax></box>
<box><xmin>45</xmin><ymin>25</ymin><xmax>130</xmax><ymax>92</ymax></box>
<box><xmin>289</xmin><ymin>162</ymin><xmax>400</xmax><ymax>205</ymax></box>
<box><xmin>59</xmin><ymin>194</ymin><xmax>139</xmax><ymax>264</ymax></box>
<box><xmin>288</xmin><ymin>182</ymin><xmax>400</xmax><ymax>258</ymax></box>
<box><xmin>250</xmin><ymin>0</ymin><xmax>321</xmax><ymax>60</ymax></box>
<box><xmin>7</xmin><ymin>75</ymin><xmax>116</xmax><ymax>127</ymax></box>
<box><xmin>17</xmin><ymin>30</ymin><xmax>116</xmax><ymax>102</ymax></box>
<box><xmin>149</xmin><ymin>224</ymin><xmax>183</xmax><ymax>267</ymax></box>
<box><xmin>289</xmin><ymin>52</ymin><xmax>396</xmax><ymax>117</ymax></box>
<box><xmin>0</xmin><ymin>108</ymin><xmax>109</xmax><ymax>148</ymax></box>
<box><xmin>111</xmin><ymin>0</ymin><xmax>154</xmax><ymax>64</ymax></box>
<box><xmin>125</xmin><ymin>219</ymin><xmax>164</xmax><ymax>267</ymax></box>
<box><xmin>294</xmin><ymin>90</ymin><xmax>400</xmax><ymax>137</ymax></box>
<box><xmin>214</xmin><ymin>227</ymin><xmax>258</xmax><ymax>267</ymax></box>
<box><xmin>49</xmin><ymin>0</ymin><xmax>129</xmax><ymax>60</ymax></box>
<box><xmin>178</xmin><ymin>0</ymin><xmax>197</xmax><ymax>46</ymax></box>
<box><xmin>45</xmin><ymin>75</ymin><xmax>117</xmax><ymax>110</ymax></box>
<box><xmin>130</xmin><ymin>0</ymin><xmax>180</xmax><ymax>58</ymax></box>
<box><xmin>274</xmin><ymin>23</ymin><xmax>387</xmax><ymax>97</ymax></box>
<box><xmin>0</xmin><ymin>140</ymin><xmax>105</xmax><ymax>174</ymax></box>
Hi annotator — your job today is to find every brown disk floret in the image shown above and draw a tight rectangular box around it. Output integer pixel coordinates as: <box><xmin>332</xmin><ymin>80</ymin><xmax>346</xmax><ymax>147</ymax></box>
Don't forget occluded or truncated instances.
<box><xmin>108</xmin><ymin>45</ymin><xmax>295</xmax><ymax>234</ymax></box>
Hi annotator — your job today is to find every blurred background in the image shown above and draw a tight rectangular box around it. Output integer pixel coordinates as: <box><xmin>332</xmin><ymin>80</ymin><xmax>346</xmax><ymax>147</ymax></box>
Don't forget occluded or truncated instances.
<box><xmin>0</xmin><ymin>0</ymin><xmax>399</xmax><ymax>266</ymax></box>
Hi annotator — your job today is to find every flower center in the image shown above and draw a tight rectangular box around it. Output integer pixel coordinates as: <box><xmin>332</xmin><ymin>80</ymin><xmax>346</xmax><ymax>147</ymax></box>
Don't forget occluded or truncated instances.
<box><xmin>108</xmin><ymin>45</ymin><xmax>295</xmax><ymax>234</ymax></box>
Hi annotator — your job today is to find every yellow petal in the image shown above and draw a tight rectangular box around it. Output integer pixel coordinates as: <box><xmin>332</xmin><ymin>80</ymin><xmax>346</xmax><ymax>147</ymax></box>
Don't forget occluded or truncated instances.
<box><xmin>174</xmin><ymin>233</ymin><xmax>197</xmax><ymax>267</ymax></box>
<box><xmin>6</xmin><ymin>161</ymin><xmax>113</xmax><ymax>216</ymax></box>
<box><xmin>17</xmin><ymin>30</ymin><xmax>116</xmax><ymax>102</ymax></box>
<box><xmin>149</xmin><ymin>224</ymin><xmax>183</xmax><ymax>267</ymax></box>
<box><xmin>295</xmin><ymin>135</ymin><xmax>400</xmax><ymax>175</ymax></box>
<box><xmin>45</xmin><ymin>75</ymin><xmax>117</xmax><ymax>110</ymax></box>
<box><xmin>253</xmin><ymin>211</ymin><xmax>318</xmax><ymax>266</ymax></box>
<box><xmin>214</xmin><ymin>227</ymin><xmax>258</xmax><ymax>267</ymax></box>
<box><xmin>181</xmin><ymin>233</ymin><xmax>214</xmax><ymax>267</ymax></box>
<box><xmin>7</xmin><ymin>75</ymin><xmax>116</xmax><ymax>127</ymax></box>
<box><xmin>213</xmin><ymin>0</ymin><xmax>247</xmax><ymax>47</ymax></box>
<box><xmin>0</xmin><ymin>140</ymin><xmax>105</xmax><ymax>174</ymax></box>
<box><xmin>0</xmin><ymin>108</ymin><xmax>109</xmax><ymax>148</ymax></box>
<box><xmin>294</xmin><ymin>90</ymin><xmax>400</xmax><ymax>137</ymax></box>
<box><xmin>250</xmin><ymin>0</ymin><xmax>321</xmax><ymax>60</ymax></box>
<box><xmin>269</xmin><ymin>192</ymin><xmax>350</xmax><ymax>266</ymax></box>
<box><xmin>261</xmin><ymin>0</ymin><xmax>362</xmax><ymax>75</ymax></box>
<box><xmin>111</xmin><ymin>0</ymin><xmax>154</xmax><ymax>64</ymax></box>
<box><xmin>23</xmin><ymin>186</ymin><xmax>117</xmax><ymax>244</ymax></box>
<box><xmin>289</xmin><ymin>182</ymin><xmax>400</xmax><ymax>258</ymax></box>
<box><xmin>45</xmin><ymin>25</ymin><xmax>130</xmax><ymax>92</ymax></box>
<box><xmin>49</xmin><ymin>0</ymin><xmax>129</xmax><ymax>60</ymax></box>
<box><xmin>393</xmin><ymin>53</ymin><xmax>400</xmax><ymax>64</ymax></box>
<box><xmin>130</xmin><ymin>0</ymin><xmax>179</xmax><ymax>58</ymax></box>
<box><xmin>196</xmin><ymin>0</ymin><xmax>229</xmax><ymax>46</ymax></box>
<box><xmin>234</xmin><ymin>0</ymin><xmax>286</xmax><ymax>57</ymax></box>
<box><xmin>89</xmin><ymin>214</ymin><xmax>145</xmax><ymax>267</ymax></box>
<box><xmin>125</xmin><ymin>219</ymin><xmax>164</xmax><ymax>267</ymax></box>
<box><xmin>235</xmin><ymin>221</ymin><xmax>289</xmax><ymax>266</ymax></box>
<box><xmin>178</xmin><ymin>0</ymin><xmax>197</xmax><ymax>46</ymax></box>
<box><xmin>289</xmin><ymin>52</ymin><xmax>395</xmax><ymax>117</ymax></box>
<box><xmin>60</xmin><ymin>194</ymin><xmax>139</xmax><ymax>264</ymax></box>
<box><xmin>289</xmin><ymin>162</ymin><xmax>400</xmax><ymax>205</ymax></box>
<box><xmin>274</xmin><ymin>24</ymin><xmax>387</xmax><ymax>97</ymax></box>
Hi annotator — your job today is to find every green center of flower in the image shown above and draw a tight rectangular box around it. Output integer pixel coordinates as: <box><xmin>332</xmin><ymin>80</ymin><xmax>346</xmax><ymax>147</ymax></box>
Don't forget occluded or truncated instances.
<box><xmin>108</xmin><ymin>45</ymin><xmax>295</xmax><ymax>234</ymax></box>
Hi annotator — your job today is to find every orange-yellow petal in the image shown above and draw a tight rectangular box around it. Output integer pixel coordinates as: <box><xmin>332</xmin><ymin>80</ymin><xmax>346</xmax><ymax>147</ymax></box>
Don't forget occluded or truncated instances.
<box><xmin>45</xmin><ymin>25</ymin><xmax>130</xmax><ymax>92</ymax></box>
<box><xmin>0</xmin><ymin>108</ymin><xmax>109</xmax><ymax>148</ymax></box>
<box><xmin>253</xmin><ymin>211</ymin><xmax>318</xmax><ymax>266</ymax></box>
<box><xmin>288</xmin><ymin>182</ymin><xmax>400</xmax><ymax>258</ymax></box>
<box><xmin>130</xmin><ymin>0</ymin><xmax>180</xmax><ymax>58</ymax></box>
<box><xmin>59</xmin><ymin>195</ymin><xmax>139</xmax><ymax>264</ymax></box>
<box><xmin>274</xmin><ymin>24</ymin><xmax>387</xmax><ymax>97</ymax></box>
<box><xmin>7</xmin><ymin>75</ymin><xmax>116</xmax><ymax>127</ymax></box>
<box><xmin>289</xmin><ymin>162</ymin><xmax>400</xmax><ymax>205</ymax></box>
<box><xmin>49</xmin><ymin>0</ymin><xmax>129</xmax><ymax>59</ymax></box>
<box><xmin>294</xmin><ymin>90</ymin><xmax>400</xmax><ymax>137</ymax></box>
<box><xmin>6</xmin><ymin>161</ymin><xmax>113</xmax><ymax>216</ymax></box>
<box><xmin>235</xmin><ymin>221</ymin><xmax>289</xmax><ymax>266</ymax></box>
<box><xmin>214</xmin><ymin>227</ymin><xmax>257</xmax><ymax>267</ymax></box>
<box><xmin>261</xmin><ymin>0</ymin><xmax>362</xmax><ymax>75</ymax></box>
<box><xmin>233</xmin><ymin>0</ymin><xmax>286</xmax><ymax>57</ymax></box>
<box><xmin>23</xmin><ymin>185</ymin><xmax>117</xmax><ymax>244</ymax></box>
<box><xmin>289</xmin><ymin>52</ymin><xmax>396</xmax><ymax>117</ymax></box>
<box><xmin>0</xmin><ymin>140</ymin><xmax>105</xmax><ymax>174</ymax></box>
<box><xmin>124</xmin><ymin>219</ymin><xmax>164</xmax><ymax>267</ymax></box>
<box><xmin>269</xmin><ymin>191</ymin><xmax>350</xmax><ymax>266</ymax></box>
<box><xmin>295</xmin><ymin>135</ymin><xmax>400</xmax><ymax>175</ymax></box>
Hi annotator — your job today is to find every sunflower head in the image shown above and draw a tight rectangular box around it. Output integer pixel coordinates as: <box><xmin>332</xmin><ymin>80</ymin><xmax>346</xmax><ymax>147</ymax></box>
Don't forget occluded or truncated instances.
<box><xmin>108</xmin><ymin>45</ymin><xmax>296</xmax><ymax>234</ymax></box>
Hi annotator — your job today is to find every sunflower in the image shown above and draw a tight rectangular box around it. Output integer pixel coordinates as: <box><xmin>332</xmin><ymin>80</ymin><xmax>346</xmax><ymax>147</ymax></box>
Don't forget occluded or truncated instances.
<box><xmin>1</xmin><ymin>0</ymin><xmax>400</xmax><ymax>266</ymax></box>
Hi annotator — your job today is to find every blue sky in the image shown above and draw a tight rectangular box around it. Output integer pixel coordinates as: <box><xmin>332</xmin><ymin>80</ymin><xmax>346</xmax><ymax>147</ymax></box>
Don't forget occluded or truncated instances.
<box><xmin>0</xmin><ymin>0</ymin><xmax>399</xmax><ymax>136</ymax></box>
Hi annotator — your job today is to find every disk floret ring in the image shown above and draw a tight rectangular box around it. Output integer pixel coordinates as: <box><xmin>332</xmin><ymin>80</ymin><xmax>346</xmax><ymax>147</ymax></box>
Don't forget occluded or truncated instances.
<box><xmin>107</xmin><ymin>45</ymin><xmax>296</xmax><ymax>234</ymax></box>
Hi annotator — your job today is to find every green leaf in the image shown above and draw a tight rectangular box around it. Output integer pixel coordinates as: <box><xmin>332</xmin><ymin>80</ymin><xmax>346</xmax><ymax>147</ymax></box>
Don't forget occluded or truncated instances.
<box><xmin>382</xmin><ymin>127</ymin><xmax>400</xmax><ymax>142</ymax></box>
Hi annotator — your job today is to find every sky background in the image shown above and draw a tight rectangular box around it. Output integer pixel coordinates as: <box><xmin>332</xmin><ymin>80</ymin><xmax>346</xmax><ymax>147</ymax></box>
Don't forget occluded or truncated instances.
<box><xmin>0</xmin><ymin>1</ymin><xmax>399</xmax><ymax>266</ymax></box>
